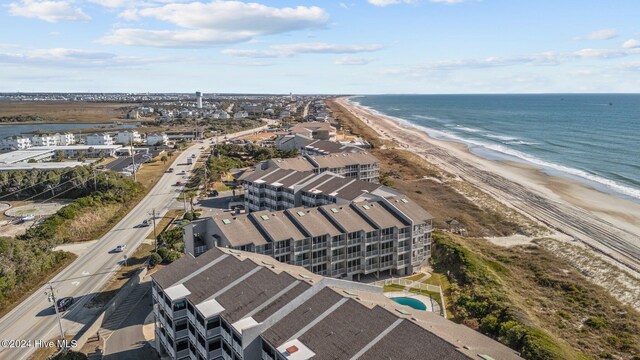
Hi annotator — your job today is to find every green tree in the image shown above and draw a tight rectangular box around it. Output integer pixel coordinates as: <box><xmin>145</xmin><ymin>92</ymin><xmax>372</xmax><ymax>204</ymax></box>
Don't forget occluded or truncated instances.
<box><xmin>161</xmin><ymin>155</ymin><xmax>168</xmax><ymax>164</ymax></box>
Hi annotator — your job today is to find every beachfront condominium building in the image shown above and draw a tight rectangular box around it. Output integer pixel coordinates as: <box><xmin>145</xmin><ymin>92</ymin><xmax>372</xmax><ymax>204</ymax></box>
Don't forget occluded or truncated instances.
<box><xmin>184</xmin><ymin>196</ymin><xmax>433</xmax><ymax>279</ymax></box>
<box><xmin>152</xmin><ymin>247</ymin><xmax>521</xmax><ymax>360</ymax></box>
<box><xmin>86</xmin><ymin>133</ymin><xmax>115</xmax><ymax>146</ymax></box>
<box><xmin>0</xmin><ymin>136</ymin><xmax>32</xmax><ymax>150</ymax></box>
<box><xmin>258</xmin><ymin>152</ymin><xmax>379</xmax><ymax>183</ymax></box>
<box><xmin>274</xmin><ymin>134</ymin><xmax>361</xmax><ymax>156</ymax></box>
<box><xmin>241</xmin><ymin>168</ymin><xmax>403</xmax><ymax>212</ymax></box>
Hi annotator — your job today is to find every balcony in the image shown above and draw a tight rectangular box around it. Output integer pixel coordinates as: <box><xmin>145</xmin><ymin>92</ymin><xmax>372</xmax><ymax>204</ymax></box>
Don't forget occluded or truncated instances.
<box><xmin>365</xmin><ymin>263</ymin><xmax>379</xmax><ymax>271</ymax></box>
<box><xmin>330</xmin><ymin>268</ymin><xmax>346</xmax><ymax>277</ymax></box>
<box><xmin>221</xmin><ymin>329</ymin><xmax>232</xmax><ymax>344</ymax></box>
<box><xmin>312</xmin><ymin>243</ymin><xmax>328</xmax><ymax>250</ymax></box>
<box><xmin>330</xmin><ymin>240</ymin><xmax>346</xmax><ymax>248</ymax></box>
<box><xmin>294</xmin><ymin>259</ymin><xmax>310</xmax><ymax>266</ymax></box>
<box><xmin>194</xmin><ymin>246</ymin><xmax>208</xmax><ymax>256</ymax></box>
<box><xmin>294</xmin><ymin>245</ymin><xmax>310</xmax><ymax>252</ymax></box>
<box><xmin>346</xmin><ymin>239</ymin><xmax>360</xmax><ymax>246</ymax></box>
<box><xmin>176</xmin><ymin>348</ymin><xmax>189</xmax><ymax>359</ymax></box>
<box><xmin>347</xmin><ymin>266</ymin><xmax>361</xmax><ymax>274</ymax></box>
<box><xmin>209</xmin><ymin>349</ymin><xmax>223</xmax><ymax>359</ymax></box>
<box><xmin>365</xmin><ymin>237</ymin><xmax>378</xmax><ymax>244</ymax></box>
<box><xmin>273</xmin><ymin>247</ymin><xmax>291</xmax><ymax>255</ymax></box>
<box><xmin>233</xmin><ymin>341</ymin><xmax>243</xmax><ymax>355</ymax></box>
<box><xmin>312</xmin><ymin>256</ymin><xmax>327</xmax><ymax>263</ymax></box>
<box><xmin>380</xmin><ymin>261</ymin><xmax>394</xmax><ymax>269</ymax></box>
<box><xmin>347</xmin><ymin>252</ymin><xmax>361</xmax><ymax>259</ymax></box>
<box><xmin>262</xmin><ymin>350</ymin><xmax>276</xmax><ymax>360</ymax></box>
<box><xmin>331</xmin><ymin>254</ymin><xmax>345</xmax><ymax>262</ymax></box>
<box><xmin>365</xmin><ymin>250</ymin><xmax>379</xmax><ymax>257</ymax></box>
<box><xmin>173</xmin><ymin>308</ymin><xmax>187</xmax><ymax>319</ymax></box>
<box><xmin>175</xmin><ymin>328</ymin><xmax>189</xmax><ymax>340</ymax></box>
<box><xmin>196</xmin><ymin>322</ymin><xmax>206</xmax><ymax>337</ymax></box>
<box><xmin>206</xmin><ymin>327</ymin><xmax>221</xmax><ymax>339</ymax></box>
<box><xmin>197</xmin><ymin>342</ymin><xmax>207</xmax><ymax>358</ymax></box>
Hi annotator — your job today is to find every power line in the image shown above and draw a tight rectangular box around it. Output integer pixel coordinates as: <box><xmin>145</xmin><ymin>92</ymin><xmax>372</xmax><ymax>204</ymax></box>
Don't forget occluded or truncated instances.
<box><xmin>0</xmin><ymin>166</ymin><xmax>85</xmax><ymax>201</ymax></box>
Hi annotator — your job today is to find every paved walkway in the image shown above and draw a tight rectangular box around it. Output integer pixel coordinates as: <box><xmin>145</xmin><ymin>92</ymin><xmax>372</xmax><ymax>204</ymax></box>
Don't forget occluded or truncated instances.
<box><xmin>101</xmin><ymin>279</ymin><xmax>158</xmax><ymax>360</ymax></box>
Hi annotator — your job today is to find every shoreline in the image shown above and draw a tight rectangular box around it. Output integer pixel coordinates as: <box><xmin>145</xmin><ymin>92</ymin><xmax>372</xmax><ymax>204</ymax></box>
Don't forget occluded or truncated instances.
<box><xmin>335</xmin><ymin>96</ymin><xmax>640</xmax><ymax>279</ymax></box>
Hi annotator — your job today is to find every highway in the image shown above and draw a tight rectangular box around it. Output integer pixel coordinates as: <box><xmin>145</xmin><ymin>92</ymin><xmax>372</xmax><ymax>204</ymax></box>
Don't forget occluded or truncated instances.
<box><xmin>0</xmin><ymin>126</ymin><xmax>266</xmax><ymax>360</ymax></box>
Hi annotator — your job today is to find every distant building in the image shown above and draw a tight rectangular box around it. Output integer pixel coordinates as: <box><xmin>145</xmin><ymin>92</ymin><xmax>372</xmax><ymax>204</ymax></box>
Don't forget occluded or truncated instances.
<box><xmin>258</xmin><ymin>152</ymin><xmax>380</xmax><ymax>183</ymax></box>
<box><xmin>289</xmin><ymin>122</ymin><xmax>337</xmax><ymax>141</ymax></box>
<box><xmin>196</xmin><ymin>91</ymin><xmax>203</xmax><ymax>109</ymax></box>
<box><xmin>116</xmin><ymin>130</ymin><xmax>143</xmax><ymax>145</ymax></box>
<box><xmin>30</xmin><ymin>134</ymin><xmax>58</xmax><ymax>147</ymax></box>
<box><xmin>86</xmin><ymin>133</ymin><xmax>115</xmax><ymax>146</ymax></box>
<box><xmin>0</xmin><ymin>136</ymin><xmax>32</xmax><ymax>150</ymax></box>
<box><xmin>212</xmin><ymin>110</ymin><xmax>229</xmax><ymax>119</ymax></box>
<box><xmin>147</xmin><ymin>133</ymin><xmax>169</xmax><ymax>146</ymax></box>
<box><xmin>152</xmin><ymin>247</ymin><xmax>521</xmax><ymax>360</ymax></box>
<box><xmin>275</xmin><ymin>134</ymin><xmax>361</xmax><ymax>155</ymax></box>
<box><xmin>126</xmin><ymin>110</ymin><xmax>139</xmax><ymax>119</ymax></box>
<box><xmin>278</xmin><ymin>110</ymin><xmax>291</xmax><ymax>119</ymax></box>
<box><xmin>55</xmin><ymin>133</ymin><xmax>76</xmax><ymax>146</ymax></box>
<box><xmin>233</xmin><ymin>111</ymin><xmax>249</xmax><ymax>119</ymax></box>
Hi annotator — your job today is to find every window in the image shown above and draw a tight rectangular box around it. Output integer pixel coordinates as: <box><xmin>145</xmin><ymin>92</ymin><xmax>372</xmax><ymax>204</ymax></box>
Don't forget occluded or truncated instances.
<box><xmin>177</xmin><ymin>339</ymin><xmax>188</xmax><ymax>351</ymax></box>
<box><xmin>173</xmin><ymin>299</ymin><xmax>186</xmax><ymax>311</ymax></box>
<box><xmin>196</xmin><ymin>312</ymin><xmax>204</xmax><ymax>325</ymax></box>
<box><xmin>187</xmin><ymin>302</ymin><xmax>194</xmax><ymax>313</ymax></box>
<box><xmin>208</xmin><ymin>339</ymin><xmax>221</xmax><ymax>352</ymax></box>
<box><xmin>176</xmin><ymin>321</ymin><xmax>187</xmax><ymax>332</ymax></box>
<box><xmin>207</xmin><ymin>317</ymin><xmax>220</xmax><ymax>330</ymax></box>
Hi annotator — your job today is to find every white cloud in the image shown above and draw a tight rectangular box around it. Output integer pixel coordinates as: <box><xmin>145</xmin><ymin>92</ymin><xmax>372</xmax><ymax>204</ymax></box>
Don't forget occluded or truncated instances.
<box><xmin>335</xmin><ymin>56</ymin><xmax>376</xmax><ymax>65</ymax></box>
<box><xmin>576</xmin><ymin>28</ymin><xmax>619</xmax><ymax>40</ymax></box>
<box><xmin>368</xmin><ymin>0</ymin><xmax>414</xmax><ymax>7</ymax></box>
<box><xmin>101</xmin><ymin>1</ymin><xmax>329</xmax><ymax>47</ymax></box>
<box><xmin>222</xmin><ymin>43</ymin><xmax>383</xmax><ymax>58</ymax></box>
<box><xmin>383</xmin><ymin>46</ymin><xmax>639</xmax><ymax>77</ymax></box>
<box><xmin>622</xmin><ymin>39</ymin><xmax>640</xmax><ymax>49</ymax></box>
<box><xmin>7</xmin><ymin>0</ymin><xmax>90</xmax><ymax>22</ymax></box>
<box><xmin>619</xmin><ymin>62</ymin><xmax>640</xmax><ymax>71</ymax></box>
<box><xmin>0</xmin><ymin>47</ymin><xmax>165</xmax><ymax>67</ymax></box>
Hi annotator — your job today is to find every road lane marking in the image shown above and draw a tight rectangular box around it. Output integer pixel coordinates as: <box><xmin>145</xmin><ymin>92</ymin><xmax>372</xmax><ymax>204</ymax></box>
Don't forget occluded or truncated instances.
<box><xmin>71</xmin><ymin>281</ymin><xmax>80</xmax><ymax>286</ymax></box>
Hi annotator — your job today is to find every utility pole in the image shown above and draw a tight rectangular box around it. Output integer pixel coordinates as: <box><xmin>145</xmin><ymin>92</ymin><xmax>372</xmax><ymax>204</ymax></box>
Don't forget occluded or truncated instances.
<box><xmin>93</xmin><ymin>169</ymin><xmax>97</xmax><ymax>191</ymax></box>
<box><xmin>45</xmin><ymin>282</ymin><xmax>65</xmax><ymax>342</ymax></box>
<box><xmin>130</xmin><ymin>137</ymin><xmax>137</xmax><ymax>182</ymax></box>
<box><xmin>152</xmin><ymin>208</ymin><xmax>158</xmax><ymax>252</ymax></box>
<box><xmin>183</xmin><ymin>193</ymin><xmax>187</xmax><ymax>212</ymax></box>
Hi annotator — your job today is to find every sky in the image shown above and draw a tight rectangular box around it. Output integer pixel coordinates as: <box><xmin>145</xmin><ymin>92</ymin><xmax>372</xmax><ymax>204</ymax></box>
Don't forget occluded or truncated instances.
<box><xmin>0</xmin><ymin>0</ymin><xmax>639</xmax><ymax>94</ymax></box>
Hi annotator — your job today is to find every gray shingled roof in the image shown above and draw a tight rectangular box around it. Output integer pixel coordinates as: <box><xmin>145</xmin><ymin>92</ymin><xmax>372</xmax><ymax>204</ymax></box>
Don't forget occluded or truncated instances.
<box><xmin>285</xmin><ymin>207</ymin><xmax>343</xmax><ymax>237</ymax></box>
<box><xmin>359</xmin><ymin>320</ymin><xmax>472</xmax><ymax>360</ymax></box>
<box><xmin>250</xmin><ymin>210</ymin><xmax>306</xmax><ymax>242</ymax></box>
<box><xmin>319</xmin><ymin>204</ymin><xmax>376</xmax><ymax>233</ymax></box>
<box><xmin>152</xmin><ymin>248</ymin><xmax>223</xmax><ymax>289</ymax></box>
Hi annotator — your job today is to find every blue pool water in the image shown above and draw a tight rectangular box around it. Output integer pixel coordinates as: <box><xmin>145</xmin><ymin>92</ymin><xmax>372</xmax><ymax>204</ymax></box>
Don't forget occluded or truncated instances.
<box><xmin>391</xmin><ymin>297</ymin><xmax>427</xmax><ymax>311</ymax></box>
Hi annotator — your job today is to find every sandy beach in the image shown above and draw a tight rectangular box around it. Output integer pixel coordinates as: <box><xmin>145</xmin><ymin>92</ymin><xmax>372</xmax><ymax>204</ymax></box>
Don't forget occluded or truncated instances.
<box><xmin>336</xmin><ymin>97</ymin><xmax>640</xmax><ymax>281</ymax></box>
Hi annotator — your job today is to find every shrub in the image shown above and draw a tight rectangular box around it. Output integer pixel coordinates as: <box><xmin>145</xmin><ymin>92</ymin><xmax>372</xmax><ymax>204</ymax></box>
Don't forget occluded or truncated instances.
<box><xmin>149</xmin><ymin>252</ymin><xmax>162</xmax><ymax>267</ymax></box>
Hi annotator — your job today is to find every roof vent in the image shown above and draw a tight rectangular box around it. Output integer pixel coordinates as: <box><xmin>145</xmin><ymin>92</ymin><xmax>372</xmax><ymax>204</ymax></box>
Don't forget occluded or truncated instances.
<box><xmin>286</xmin><ymin>345</ymin><xmax>299</xmax><ymax>354</ymax></box>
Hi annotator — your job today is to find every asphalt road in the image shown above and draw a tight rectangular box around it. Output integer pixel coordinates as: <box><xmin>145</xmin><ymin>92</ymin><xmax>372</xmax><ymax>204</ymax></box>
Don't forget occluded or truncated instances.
<box><xmin>0</xmin><ymin>126</ymin><xmax>266</xmax><ymax>360</ymax></box>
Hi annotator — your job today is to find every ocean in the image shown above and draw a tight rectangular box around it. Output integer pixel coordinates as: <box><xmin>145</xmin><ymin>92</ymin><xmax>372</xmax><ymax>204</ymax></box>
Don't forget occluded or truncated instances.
<box><xmin>351</xmin><ymin>94</ymin><xmax>640</xmax><ymax>202</ymax></box>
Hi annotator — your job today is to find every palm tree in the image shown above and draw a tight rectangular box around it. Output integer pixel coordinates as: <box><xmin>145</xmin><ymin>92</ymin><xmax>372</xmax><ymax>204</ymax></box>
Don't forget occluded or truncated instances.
<box><xmin>161</xmin><ymin>155</ymin><xmax>168</xmax><ymax>164</ymax></box>
<box><xmin>186</xmin><ymin>191</ymin><xmax>197</xmax><ymax>213</ymax></box>
<box><xmin>168</xmin><ymin>150</ymin><xmax>175</xmax><ymax>158</ymax></box>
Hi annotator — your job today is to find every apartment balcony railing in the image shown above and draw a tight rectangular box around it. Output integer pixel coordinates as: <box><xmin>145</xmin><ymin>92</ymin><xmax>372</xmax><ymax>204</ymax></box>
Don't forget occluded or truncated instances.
<box><xmin>233</xmin><ymin>341</ymin><xmax>243</xmax><ymax>356</ymax></box>
<box><xmin>397</xmin><ymin>259</ymin><xmax>410</xmax><ymax>266</ymax></box>
<box><xmin>365</xmin><ymin>263</ymin><xmax>379</xmax><ymax>271</ymax></box>
<box><xmin>380</xmin><ymin>261</ymin><xmax>394</xmax><ymax>269</ymax></box>
<box><xmin>312</xmin><ymin>256</ymin><xmax>327</xmax><ymax>263</ymax></box>
<box><xmin>175</xmin><ymin>328</ymin><xmax>189</xmax><ymax>340</ymax></box>
<box><xmin>197</xmin><ymin>342</ymin><xmax>208</xmax><ymax>359</ymax></box>
<box><xmin>312</xmin><ymin>243</ymin><xmax>328</xmax><ymax>250</ymax></box>
<box><xmin>176</xmin><ymin>348</ymin><xmax>189</xmax><ymax>359</ymax></box>
<box><xmin>194</xmin><ymin>245</ymin><xmax>208</xmax><ymax>256</ymax></box>
<box><xmin>221</xmin><ymin>329</ymin><xmax>232</xmax><ymax>344</ymax></box>
<box><xmin>347</xmin><ymin>265</ymin><xmax>362</xmax><ymax>274</ymax></box>
<box><xmin>330</xmin><ymin>268</ymin><xmax>346</xmax><ymax>277</ymax></box>
<box><xmin>262</xmin><ymin>350</ymin><xmax>276</xmax><ymax>360</ymax></box>
<box><xmin>380</xmin><ymin>247</ymin><xmax>394</xmax><ymax>255</ymax></box>
<box><xmin>294</xmin><ymin>259</ymin><xmax>310</xmax><ymax>266</ymax></box>
<box><xmin>273</xmin><ymin>247</ymin><xmax>291</xmax><ymax>255</ymax></box>
<box><xmin>365</xmin><ymin>237</ymin><xmax>378</xmax><ymax>244</ymax></box>
<box><xmin>347</xmin><ymin>252</ymin><xmax>362</xmax><ymax>259</ymax></box>
<box><xmin>331</xmin><ymin>254</ymin><xmax>345</xmax><ymax>262</ymax></box>
<box><xmin>206</xmin><ymin>327</ymin><xmax>221</xmax><ymax>339</ymax></box>
<box><xmin>346</xmin><ymin>239</ymin><xmax>360</xmax><ymax>246</ymax></box>
<box><xmin>365</xmin><ymin>250</ymin><xmax>379</xmax><ymax>257</ymax></box>
<box><xmin>294</xmin><ymin>245</ymin><xmax>310</xmax><ymax>252</ymax></box>
<box><xmin>330</xmin><ymin>240</ymin><xmax>346</xmax><ymax>248</ymax></box>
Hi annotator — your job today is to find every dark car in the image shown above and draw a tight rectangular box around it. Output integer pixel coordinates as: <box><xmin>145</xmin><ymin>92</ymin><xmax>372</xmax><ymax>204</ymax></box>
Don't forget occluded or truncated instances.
<box><xmin>55</xmin><ymin>297</ymin><xmax>74</xmax><ymax>311</ymax></box>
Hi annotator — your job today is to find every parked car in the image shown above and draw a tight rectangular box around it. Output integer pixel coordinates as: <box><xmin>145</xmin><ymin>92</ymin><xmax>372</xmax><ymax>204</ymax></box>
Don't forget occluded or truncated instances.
<box><xmin>55</xmin><ymin>297</ymin><xmax>74</xmax><ymax>311</ymax></box>
<box><xmin>191</xmin><ymin>154</ymin><xmax>197</xmax><ymax>158</ymax></box>
<box><xmin>141</xmin><ymin>219</ymin><xmax>150</xmax><ymax>227</ymax></box>
<box><xmin>167</xmin><ymin>167</ymin><xmax>174</xmax><ymax>173</ymax></box>
<box><xmin>113</xmin><ymin>244</ymin><xmax>126</xmax><ymax>253</ymax></box>
<box><xmin>175</xmin><ymin>181</ymin><xmax>183</xmax><ymax>186</ymax></box>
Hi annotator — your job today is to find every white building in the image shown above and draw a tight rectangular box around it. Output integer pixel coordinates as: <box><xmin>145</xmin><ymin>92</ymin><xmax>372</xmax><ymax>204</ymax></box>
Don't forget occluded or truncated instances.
<box><xmin>31</xmin><ymin>134</ymin><xmax>58</xmax><ymax>147</ymax></box>
<box><xmin>147</xmin><ymin>133</ymin><xmax>169</xmax><ymax>146</ymax></box>
<box><xmin>86</xmin><ymin>133</ymin><xmax>115</xmax><ymax>146</ymax></box>
<box><xmin>0</xmin><ymin>136</ymin><xmax>32</xmax><ymax>150</ymax></box>
<box><xmin>212</xmin><ymin>110</ymin><xmax>229</xmax><ymax>119</ymax></box>
<box><xmin>233</xmin><ymin>111</ymin><xmax>249</xmax><ymax>119</ymax></box>
<box><xmin>55</xmin><ymin>133</ymin><xmax>76</xmax><ymax>146</ymax></box>
<box><xmin>116</xmin><ymin>130</ymin><xmax>142</xmax><ymax>144</ymax></box>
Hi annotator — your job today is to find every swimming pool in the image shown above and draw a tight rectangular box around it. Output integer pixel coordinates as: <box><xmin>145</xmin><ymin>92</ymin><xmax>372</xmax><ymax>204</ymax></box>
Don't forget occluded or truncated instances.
<box><xmin>391</xmin><ymin>297</ymin><xmax>428</xmax><ymax>311</ymax></box>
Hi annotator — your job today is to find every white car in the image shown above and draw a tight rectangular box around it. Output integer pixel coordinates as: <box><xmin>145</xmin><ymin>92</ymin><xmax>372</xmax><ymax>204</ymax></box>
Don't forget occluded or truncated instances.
<box><xmin>113</xmin><ymin>245</ymin><xmax>127</xmax><ymax>253</ymax></box>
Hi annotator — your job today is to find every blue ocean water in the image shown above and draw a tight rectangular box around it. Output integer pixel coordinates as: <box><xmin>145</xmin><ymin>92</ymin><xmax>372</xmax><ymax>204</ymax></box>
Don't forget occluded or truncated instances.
<box><xmin>352</xmin><ymin>94</ymin><xmax>640</xmax><ymax>202</ymax></box>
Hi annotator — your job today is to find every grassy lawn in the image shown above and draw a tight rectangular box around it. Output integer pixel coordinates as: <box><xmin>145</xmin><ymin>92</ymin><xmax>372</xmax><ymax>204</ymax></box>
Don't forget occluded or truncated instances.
<box><xmin>404</xmin><ymin>273</ymin><xmax>424</xmax><ymax>282</ymax></box>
